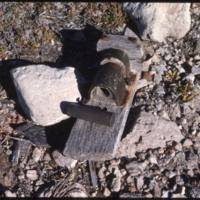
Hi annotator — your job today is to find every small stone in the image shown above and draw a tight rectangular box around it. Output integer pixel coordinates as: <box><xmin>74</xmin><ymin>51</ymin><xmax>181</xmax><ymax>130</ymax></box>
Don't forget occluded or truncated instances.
<box><xmin>98</xmin><ymin>166</ymin><xmax>106</xmax><ymax>179</ymax></box>
<box><xmin>194</xmin><ymin>54</ymin><xmax>200</xmax><ymax>60</ymax></box>
<box><xmin>124</xmin><ymin>27</ymin><xmax>138</xmax><ymax>38</ymax></box>
<box><xmin>162</xmin><ymin>190</ymin><xmax>170</xmax><ymax>198</ymax></box>
<box><xmin>172</xmin><ymin>193</ymin><xmax>186</xmax><ymax>198</ymax></box>
<box><xmin>111</xmin><ymin>168</ymin><xmax>122</xmax><ymax>192</ymax></box>
<box><xmin>26</xmin><ymin>170</ymin><xmax>38</xmax><ymax>181</ymax></box>
<box><xmin>182</xmin><ymin>139</ymin><xmax>193</xmax><ymax>148</ymax></box>
<box><xmin>175</xmin><ymin>142</ymin><xmax>182</xmax><ymax>151</ymax></box>
<box><xmin>4</xmin><ymin>190</ymin><xmax>17</xmax><ymax>197</ymax></box>
<box><xmin>126</xmin><ymin>161</ymin><xmax>148</xmax><ymax>176</ymax></box>
<box><xmin>149</xmin><ymin>155</ymin><xmax>158</xmax><ymax>164</ymax></box>
<box><xmin>186</xmin><ymin>74</ymin><xmax>195</xmax><ymax>83</ymax></box>
<box><xmin>43</xmin><ymin>152</ymin><xmax>51</xmax><ymax>162</ymax></box>
<box><xmin>168</xmin><ymin>171</ymin><xmax>177</xmax><ymax>179</ymax></box>
<box><xmin>103</xmin><ymin>187</ymin><xmax>111</xmax><ymax>197</ymax></box>
<box><xmin>136</xmin><ymin>176</ymin><xmax>144</xmax><ymax>190</ymax></box>
<box><xmin>52</xmin><ymin>150</ymin><xmax>77</xmax><ymax>169</ymax></box>
<box><xmin>35</xmin><ymin>179</ymin><xmax>44</xmax><ymax>186</ymax></box>
<box><xmin>32</xmin><ymin>147</ymin><xmax>45</xmax><ymax>162</ymax></box>
<box><xmin>164</xmin><ymin>54</ymin><xmax>171</xmax><ymax>61</ymax></box>
<box><xmin>120</xmin><ymin>169</ymin><xmax>127</xmax><ymax>176</ymax></box>
<box><xmin>145</xmin><ymin>193</ymin><xmax>153</xmax><ymax>198</ymax></box>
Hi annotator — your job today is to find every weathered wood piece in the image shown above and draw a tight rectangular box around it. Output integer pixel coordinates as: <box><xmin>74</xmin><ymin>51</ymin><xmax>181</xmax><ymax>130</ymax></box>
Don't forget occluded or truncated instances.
<box><xmin>63</xmin><ymin>35</ymin><xmax>143</xmax><ymax>161</ymax></box>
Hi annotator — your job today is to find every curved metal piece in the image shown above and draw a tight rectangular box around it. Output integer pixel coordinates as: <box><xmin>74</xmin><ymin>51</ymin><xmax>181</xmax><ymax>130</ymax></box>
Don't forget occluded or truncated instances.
<box><xmin>97</xmin><ymin>48</ymin><xmax>131</xmax><ymax>78</ymax></box>
<box><xmin>89</xmin><ymin>62</ymin><xmax>127</xmax><ymax>106</ymax></box>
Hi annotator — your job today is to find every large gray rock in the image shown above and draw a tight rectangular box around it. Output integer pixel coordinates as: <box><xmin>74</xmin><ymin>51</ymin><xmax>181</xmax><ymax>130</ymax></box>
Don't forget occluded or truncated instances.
<box><xmin>11</xmin><ymin>65</ymin><xmax>82</xmax><ymax>126</ymax></box>
<box><xmin>116</xmin><ymin>111</ymin><xmax>184</xmax><ymax>158</ymax></box>
<box><xmin>124</xmin><ymin>3</ymin><xmax>191</xmax><ymax>42</ymax></box>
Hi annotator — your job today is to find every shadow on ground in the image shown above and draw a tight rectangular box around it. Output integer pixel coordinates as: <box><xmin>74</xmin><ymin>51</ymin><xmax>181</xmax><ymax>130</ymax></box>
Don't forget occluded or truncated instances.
<box><xmin>0</xmin><ymin>24</ymin><xmax>105</xmax><ymax>151</ymax></box>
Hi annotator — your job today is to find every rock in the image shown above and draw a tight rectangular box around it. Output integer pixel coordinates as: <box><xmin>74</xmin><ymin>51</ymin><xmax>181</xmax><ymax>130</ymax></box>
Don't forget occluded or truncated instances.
<box><xmin>162</xmin><ymin>190</ymin><xmax>170</xmax><ymax>198</ymax></box>
<box><xmin>124</xmin><ymin>27</ymin><xmax>139</xmax><ymax>38</ymax></box>
<box><xmin>32</xmin><ymin>147</ymin><xmax>45</xmax><ymax>162</ymax></box>
<box><xmin>126</xmin><ymin>161</ymin><xmax>148</xmax><ymax>176</ymax></box>
<box><xmin>136</xmin><ymin>176</ymin><xmax>144</xmax><ymax>190</ymax></box>
<box><xmin>124</xmin><ymin>3</ymin><xmax>191</xmax><ymax>42</ymax></box>
<box><xmin>103</xmin><ymin>187</ymin><xmax>111</xmax><ymax>197</ymax></box>
<box><xmin>172</xmin><ymin>193</ymin><xmax>186</xmax><ymax>198</ymax></box>
<box><xmin>182</xmin><ymin>138</ymin><xmax>193</xmax><ymax>148</ymax></box>
<box><xmin>116</xmin><ymin>111</ymin><xmax>184</xmax><ymax>158</ymax></box>
<box><xmin>26</xmin><ymin>170</ymin><xmax>38</xmax><ymax>181</ymax></box>
<box><xmin>110</xmin><ymin>168</ymin><xmax>122</xmax><ymax>192</ymax></box>
<box><xmin>10</xmin><ymin>65</ymin><xmax>83</xmax><ymax>126</ymax></box>
<box><xmin>4</xmin><ymin>190</ymin><xmax>17</xmax><ymax>197</ymax></box>
<box><xmin>52</xmin><ymin>150</ymin><xmax>77</xmax><ymax>169</ymax></box>
<box><xmin>149</xmin><ymin>155</ymin><xmax>158</xmax><ymax>164</ymax></box>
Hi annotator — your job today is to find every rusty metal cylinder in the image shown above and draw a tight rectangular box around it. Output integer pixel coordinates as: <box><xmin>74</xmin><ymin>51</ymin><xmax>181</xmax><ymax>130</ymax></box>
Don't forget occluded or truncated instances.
<box><xmin>89</xmin><ymin>62</ymin><xmax>127</xmax><ymax>106</ymax></box>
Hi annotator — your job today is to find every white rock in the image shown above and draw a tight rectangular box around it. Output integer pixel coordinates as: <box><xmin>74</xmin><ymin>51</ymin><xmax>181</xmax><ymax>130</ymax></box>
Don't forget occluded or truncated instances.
<box><xmin>26</xmin><ymin>170</ymin><xmax>38</xmax><ymax>181</ymax></box>
<box><xmin>103</xmin><ymin>188</ymin><xmax>111</xmax><ymax>197</ymax></box>
<box><xmin>149</xmin><ymin>155</ymin><xmax>158</xmax><ymax>164</ymax></box>
<box><xmin>124</xmin><ymin>3</ymin><xmax>191</xmax><ymax>42</ymax></box>
<box><xmin>10</xmin><ymin>65</ymin><xmax>82</xmax><ymax>126</ymax></box>
<box><xmin>4</xmin><ymin>190</ymin><xmax>17</xmax><ymax>197</ymax></box>
<box><xmin>32</xmin><ymin>147</ymin><xmax>45</xmax><ymax>162</ymax></box>
<box><xmin>182</xmin><ymin>139</ymin><xmax>193</xmax><ymax>148</ymax></box>
<box><xmin>116</xmin><ymin>111</ymin><xmax>184</xmax><ymax>158</ymax></box>
<box><xmin>136</xmin><ymin>176</ymin><xmax>144</xmax><ymax>190</ymax></box>
<box><xmin>52</xmin><ymin>150</ymin><xmax>77</xmax><ymax>169</ymax></box>
<box><xmin>124</xmin><ymin>27</ymin><xmax>138</xmax><ymax>38</ymax></box>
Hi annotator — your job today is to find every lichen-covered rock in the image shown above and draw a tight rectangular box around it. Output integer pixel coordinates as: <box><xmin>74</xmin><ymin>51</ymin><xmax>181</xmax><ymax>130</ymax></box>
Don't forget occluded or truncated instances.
<box><xmin>124</xmin><ymin>3</ymin><xmax>191</xmax><ymax>42</ymax></box>
<box><xmin>10</xmin><ymin>65</ymin><xmax>82</xmax><ymax>126</ymax></box>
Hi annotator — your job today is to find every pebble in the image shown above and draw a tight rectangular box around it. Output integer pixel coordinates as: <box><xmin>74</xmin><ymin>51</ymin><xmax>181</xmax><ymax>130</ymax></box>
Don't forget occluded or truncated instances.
<box><xmin>136</xmin><ymin>176</ymin><xmax>144</xmax><ymax>190</ymax></box>
<box><xmin>98</xmin><ymin>166</ymin><xmax>106</xmax><ymax>179</ymax></box>
<box><xmin>52</xmin><ymin>150</ymin><xmax>77</xmax><ymax>169</ymax></box>
<box><xmin>182</xmin><ymin>139</ymin><xmax>193</xmax><ymax>148</ymax></box>
<box><xmin>194</xmin><ymin>54</ymin><xmax>200</xmax><ymax>60</ymax></box>
<box><xmin>149</xmin><ymin>155</ymin><xmax>158</xmax><ymax>164</ymax></box>
<box><xmin>162</xmin><ymin>190</ymin><xmax>170</xmax><ymax>198</ymax></box>
<box><xmin>26</xmin><ymin>170</ymin><xmax>38</xmax><ymax>181</ymax></box>
<box><xmin>32</xmin><ymin>147</ymin><xmax>45</xmax><ymax>162</ymax></box>
<box><xmin>164</xmin><ymin>54</ymin><xmax>171</xmax><ymax>61</ymax></box>
<box><xmin>172</xmin><ymin>193</ymin><xmax>186</xmax><ymax>198</ymax></box>
<box><xmin>103</xmin><ymin>187</ymin><xmax>111</xmax><ymax>197</ymax></box>
<box><xmin>111</xmin><ymin>168</ymin><xmax>122</xmax><ymax>192</ymax></box>
<box><xmin>186</xmin><ymin>74</ymin><xmax>195</xmax><ymax>83</ymax></box>
<box><xmin>175</xmin><ymin>142</ymin><xmax>183</xmax><ymax>151</ymax></box>
<box><xmin>4</xmin><ymin>190</ymin><xmax>17</xmax><ymax>197</ymax></box>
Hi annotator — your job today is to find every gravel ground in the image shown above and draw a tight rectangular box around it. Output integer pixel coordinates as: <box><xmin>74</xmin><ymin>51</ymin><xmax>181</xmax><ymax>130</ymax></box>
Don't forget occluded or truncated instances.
<box><xmin>0</xmin><ymin>2</ymin><xmax>200</xmax><ymax>198</ymax></box>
